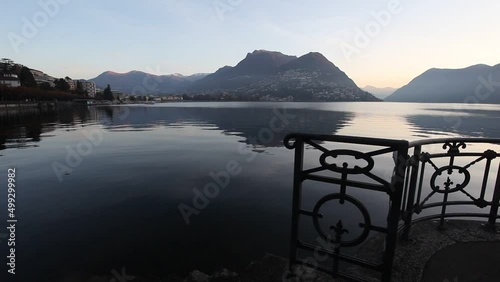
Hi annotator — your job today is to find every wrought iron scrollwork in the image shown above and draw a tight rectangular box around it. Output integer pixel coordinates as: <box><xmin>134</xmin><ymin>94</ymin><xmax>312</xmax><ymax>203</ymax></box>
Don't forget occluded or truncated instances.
<box><xmin>285</xmin><ymin>133</ymin><xmax>500</xmax><ymax>282</ymax></box>
<box><xmin>283</xmin><ymin>135</ymin><xmax>298</xmax><ymax>149</ymax></box>
<box><xmin>416</xmin><ymin>143</ymin><xmax>499</xmax><ymax>210</ymax></box>
<box><xmin>443</xmin><ymin>141</ymin><xmax>467</xmax><ymax>155</ymax></box>
<box><xmin>319</xmin><ymin>149</ymin><xmax>375</xmax><ymax>174</ymax></box>
<box><xmin>312</xmin><ymin>194</ymin><xmax>372</xmax><ymax>248</ymax></box>
<box><xmin>430</xmin><ymin>165</ymin><xmax>471</xmax><ymax>193</ymax></box>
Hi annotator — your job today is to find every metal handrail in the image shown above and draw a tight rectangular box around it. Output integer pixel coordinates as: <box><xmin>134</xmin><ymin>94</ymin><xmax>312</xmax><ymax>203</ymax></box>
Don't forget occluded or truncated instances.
<box><xmin>408</xmin><ymin>137</ymin><xmax>500</xmax><ymax>147</ymax></box>
<box><xmin>284</xmin><ymin>133</ymin><xmax>500</xmax><ymax>282</ymax></box>
<box><xmin>284</xmin><ymin>133</ymin><xmax>409</xmax><ymax>148</ymax></box>
<box><xmin>402</xmin><ymin>137</ymin><xmax>500</xmax><ymax>239</ymax></box>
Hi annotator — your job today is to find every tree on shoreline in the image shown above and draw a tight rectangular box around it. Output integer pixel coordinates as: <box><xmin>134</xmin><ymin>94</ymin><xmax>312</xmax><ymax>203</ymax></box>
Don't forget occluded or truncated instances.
<box><xmin>76</xmin><ymin>80</ymin><xmax>87</xmax><ymax>96</ymax></box>
<box><xmin>54</xmin><ymin>78</ymin><xmax>70</xmax><ymax>92</ymax></box>
<box><xmin>19</xmin><ymin>67</ymin><xmax>37</xmax><ymax>88</ymax></box>
<box><xmin>39</xmin><ymin>82</ymin><xmax>53</xmax><ymax>90</ymax></box>
<box><xmin>0</xmin><ymin>58</ymin><xmax>14</xmax><ymax>74</ymax></box>
<box><xmin>103</xmin><ymin>84</ymin><xmax>114</xmax><ymax>101</ymax></box>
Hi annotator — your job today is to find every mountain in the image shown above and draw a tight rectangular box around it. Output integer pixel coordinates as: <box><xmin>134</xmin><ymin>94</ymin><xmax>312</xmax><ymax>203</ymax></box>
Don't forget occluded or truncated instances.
<box><xmin>189</xmin><ymin>50</ymin><xmax>377</xmax><ymax>101</ymax></box>
<box><xmin>90</xmin><ymin>71</ymin><xmax>208</xmax><ymax>94</ymax></box>
<box><xmin>385</xmin><ymin>64</ymin><xmax>500</xmax><ymax>103</ymax></box>
<box><xmin>89</xmin><ymin>50</ymin><xmax>378</xmax><ymax>102</ymax></box>
<box><xmin>362</xmin><ymin>86</ymin><xmax>397</xmax><ymax>100</ymax></box>
<box><xmin>189</xmin><ymin>50</ymin><xmax>297</xmax><ymax>90</ymax></box>
<box><xmin>235</xmin><ymin>50</ymin><xmax>297</xmax><ymax>75</ymax></box>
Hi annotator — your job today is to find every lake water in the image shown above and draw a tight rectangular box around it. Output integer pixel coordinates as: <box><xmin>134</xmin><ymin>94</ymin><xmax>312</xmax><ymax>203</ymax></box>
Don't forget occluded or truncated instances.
<box><xmin>1</xmin><ymin>102</ymin><xmax>500</xmax><ymax>281</ymax></box>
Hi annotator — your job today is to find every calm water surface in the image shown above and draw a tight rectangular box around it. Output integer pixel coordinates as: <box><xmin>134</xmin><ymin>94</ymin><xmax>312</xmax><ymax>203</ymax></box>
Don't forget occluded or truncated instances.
<box><xmin>1</xmin><ymin>102</ymin><xmax>500</xmax><ymax>281</ymax></box>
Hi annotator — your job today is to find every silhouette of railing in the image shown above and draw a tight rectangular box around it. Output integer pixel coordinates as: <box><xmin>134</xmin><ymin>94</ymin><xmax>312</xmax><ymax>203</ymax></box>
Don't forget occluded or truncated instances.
<box><xmin>284</xmin><ymin>133</ymin><xmax>500</xmax><ymax>282</ymax></box>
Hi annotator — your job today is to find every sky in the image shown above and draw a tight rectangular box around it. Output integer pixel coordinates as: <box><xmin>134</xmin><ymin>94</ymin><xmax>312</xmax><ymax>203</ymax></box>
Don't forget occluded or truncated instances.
<box><xmin>1</xmin><ymin>0</ymin><xmax>499</xmax><ymax>88</ymax></box>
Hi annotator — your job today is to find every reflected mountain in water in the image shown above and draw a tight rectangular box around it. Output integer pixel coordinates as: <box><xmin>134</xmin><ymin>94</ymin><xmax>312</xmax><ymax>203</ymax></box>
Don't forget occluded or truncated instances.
<box><xmin>99</xmin><ymin>106</ymin><xmax>355</xmax><ymax>147</ymax></box>
<box><xmin>1</xmin><ymin>105</ymin><xmax>355</xmax><ymax>150</ymax></box>
<box><xmin>2</xmin><ymin>103</ymin><xmax>500</xmax><ymax>152</ymax></box>
<box><xmin>408</xmin><ymin>108</ymin><xmax>500</xmax><ymax>138</ymax></box>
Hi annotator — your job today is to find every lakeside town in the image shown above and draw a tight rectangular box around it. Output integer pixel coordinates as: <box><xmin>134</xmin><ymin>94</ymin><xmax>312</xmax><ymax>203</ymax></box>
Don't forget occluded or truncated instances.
<box><xmin>0</xmin><ymin>58</ymin><xmax>296</xmax><ymax>103</ymax></box>
<box><xmin>1</xmin><ymin>55</ymin><xmax>380</xmax><ymax>104</ymax></box>
<box><xmin>0</xmin><ymin>58</ymin><xmax>185</xmax><ymax>103</ymax></box>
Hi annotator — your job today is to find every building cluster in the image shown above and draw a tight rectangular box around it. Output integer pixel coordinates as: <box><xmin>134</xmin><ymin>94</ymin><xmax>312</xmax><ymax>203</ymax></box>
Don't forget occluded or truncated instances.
<box><xmin>30</xmin><ymin>70</ymin><xmax>97</xmax><ymax>97</ymax></box>
<box><xmin>0</xmin><ymin>58</ymin><xmax>20</xmax><ymax>87</ymax></box>
<box><xmin>120</xmin><ymin>94</ymin><xmax>184</xmax><ymax>102</ymax></box>
<box><xmin>159</xmin><ymin>95</ymin><xmax>183</xmax><ymax>102</ymax></box>
<box><xmin>226</xmin><ymin>69</ymin><xmax>376</xmax><ymax>102</ymax></box>
<box><xmin>0</xmin><ymin>59</ymin><xmax>97</xmax><ymax>97</ymax></box>
<box><xmin>63</xmin><ymin>76</ymin><xmax>97</xmax><ymax>97</ymax></box>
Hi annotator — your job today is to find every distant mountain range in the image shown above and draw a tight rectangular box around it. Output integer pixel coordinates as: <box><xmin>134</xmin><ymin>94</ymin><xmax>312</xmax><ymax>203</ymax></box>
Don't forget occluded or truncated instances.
<box><xmin>90</xmin><ymin>50</ymin><xmax>378</xmax><ymax>102</ymax></box>
<box><xmin>362</xmin><ymin>86</ymin><xmax>397</xmax><ymax>100</ymax></box>
<box><xmin>90</xmin><ymin>71</ymin><xmax>209</xmax><ymax>94</ymax></box>
<box><xmin>385</xmin><ymin>64</ymin><xmax>500</xmax><ymax>103</ymax></box>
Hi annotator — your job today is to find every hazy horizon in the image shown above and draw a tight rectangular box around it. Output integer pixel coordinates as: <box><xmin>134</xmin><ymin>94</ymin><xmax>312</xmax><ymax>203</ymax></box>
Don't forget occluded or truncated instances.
<box><xmin>2</xmin><ymin>0</ymin><xmax>499</xmax><ymax>88</ymax></box>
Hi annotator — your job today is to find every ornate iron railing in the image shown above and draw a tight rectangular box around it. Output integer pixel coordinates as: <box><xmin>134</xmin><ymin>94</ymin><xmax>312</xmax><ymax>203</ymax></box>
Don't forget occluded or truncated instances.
<box><xmin>401</xmin><ymin>138</ymin><xmax>500</xmax><ymax>238</ymax></box>
<box><xmin>284</xmin><ymin>134</ymin><xmax>500</xmax><ymax>282</ymax></box>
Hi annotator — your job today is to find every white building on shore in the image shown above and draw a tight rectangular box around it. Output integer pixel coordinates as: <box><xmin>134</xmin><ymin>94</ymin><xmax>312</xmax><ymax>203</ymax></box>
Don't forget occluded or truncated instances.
<box><xmin>0</xmin><ymin>73</ymin><xmax>21</xmax><ymax>87</ymax></box>
<box><xmin>66</xmin><ymin>78</ymin><xmax>76</xmax><ymax>91</ymax></box>
<box><xmin>64</xmin><ymin>78</ymin><xmax>97</xmax><ymax>97</ymax></box>
<box><xmin>79</xmin><ymin>80</ymin><xmax>97</xmax><ymax>97</ymax></box>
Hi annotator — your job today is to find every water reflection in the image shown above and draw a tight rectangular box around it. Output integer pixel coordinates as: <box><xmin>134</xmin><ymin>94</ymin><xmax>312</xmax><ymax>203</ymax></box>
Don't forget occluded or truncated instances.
<box><xmin>1</xmin><ymin>105</ymin><xmax>356</xmax><ymax>150</ymax></box>
<box><xmin>3</xmin><ymin>103</ymin><xmax>499</xmax><ymax>153</ymax></box>
<box><xmin>0</xmin><ymin>107</ymin><xmax>97</xmax><ymax>150</ymax></box>
<box><xmin>101</xmin><ymin>106</ymin><xmax>355</xmax><ymax>147</ymax></box>
<box><xmin>408</xmin><ymin>108</ymin><xmax>500</xmax><ymax>138</ymax></box>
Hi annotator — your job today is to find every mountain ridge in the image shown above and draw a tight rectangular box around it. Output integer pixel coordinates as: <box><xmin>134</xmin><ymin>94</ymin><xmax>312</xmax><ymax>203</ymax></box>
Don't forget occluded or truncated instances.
<box><xmin>90</xmin><ymin>50</ymin><xmax>379</xmax><ymax>102</ymax></box>
<box><xmin>385</xmin><ymin>64</ymin><xmax>500</xmax><ymax>103</ymax></box>
<box><xmin>90</xmin><ymin>71</ymin><xmax>209</xmax><ymax>94</ymax></box>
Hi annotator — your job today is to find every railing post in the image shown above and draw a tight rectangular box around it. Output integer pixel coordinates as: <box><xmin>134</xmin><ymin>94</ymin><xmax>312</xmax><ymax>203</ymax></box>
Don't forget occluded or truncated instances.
<box><xmin>402</xmin><ymin>145</ymin><xmax>421</xmax><ymax>239</ymax></box>
<box><xmin>487</xmin><ymin>164</ymin><xmax>500</xmax><ymax>231</ymax></box>
<box><xmin>289</xmin><ymin>137</ymin><xmax>304</xmax><ymax>272</ymax></box>
<box><xmin>439</xmin><ymin>178</ymin><xmax>452</xmax><ymax>229</ymax></box>
<box><xmin>382</xmin><ymin>144</ymin><xmax>408</xmax><ymax>282</ymax></box>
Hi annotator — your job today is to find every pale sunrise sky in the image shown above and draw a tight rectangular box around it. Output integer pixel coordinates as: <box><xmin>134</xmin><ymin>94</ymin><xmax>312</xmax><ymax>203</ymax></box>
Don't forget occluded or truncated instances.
<box><xmin>1</xmin><ymin>0</ymin><xmax>499</xmax><ymax>88</ymax></box>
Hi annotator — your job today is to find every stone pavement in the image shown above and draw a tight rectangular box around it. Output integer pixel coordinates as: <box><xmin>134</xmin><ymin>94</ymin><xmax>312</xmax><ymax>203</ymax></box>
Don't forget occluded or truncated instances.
<box><xmin>421</xmin><ymin>241</ymin><xmax>500</xmax><ymax>282</ymax></box>
<box><xmin>391</xmin><ymin>220</ymin><xmax>500</xmax><ymax>282</ymax></box>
